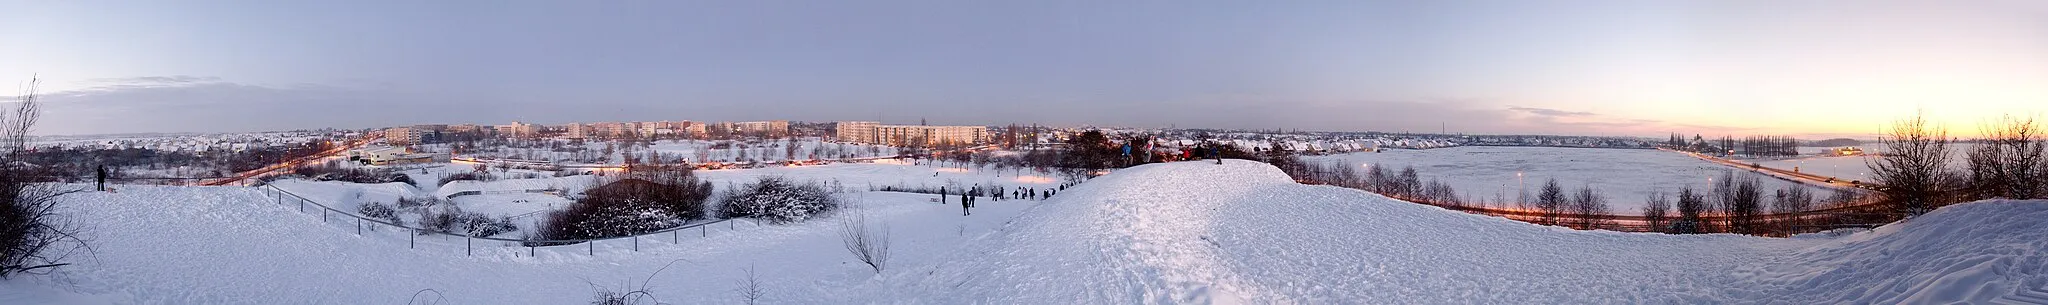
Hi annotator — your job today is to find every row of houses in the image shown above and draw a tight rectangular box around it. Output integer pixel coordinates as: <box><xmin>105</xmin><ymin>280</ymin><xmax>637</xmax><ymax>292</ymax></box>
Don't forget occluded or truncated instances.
<box><xmin>385</xmin><ymin>122</ymin><xmax>544</xmax><ymax>145</ymax></box>
<box><xmin>386</xmin><ymin>120</ymin><xmax>1001</xmax><ymax>148</ymax></box>
<box><xmin>383</xmin><ymin>120</ymin><xmax>799</xmax><ymax>144</ymax></box>
<box><xmin>564</xmin><ymin>120</ymin><xmax>788</xmax><ymax>140</ymax></box>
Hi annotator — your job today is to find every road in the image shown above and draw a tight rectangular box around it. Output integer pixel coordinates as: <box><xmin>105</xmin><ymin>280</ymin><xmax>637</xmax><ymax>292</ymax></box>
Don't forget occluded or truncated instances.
<box><xmin>1661</xmin><ymin>148</ymin><xmax>1876</xmax><ymax>190</ymax></box>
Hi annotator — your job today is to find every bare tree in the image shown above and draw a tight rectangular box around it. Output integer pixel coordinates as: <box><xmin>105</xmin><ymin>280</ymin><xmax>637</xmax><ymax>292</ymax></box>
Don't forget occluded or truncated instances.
<box><xmin>1642</xmin><ymin>192</ymin><xmax>1671</xmax><ymax>233</ymax></box>
<box><xmin>1673</xmin><ymin>186</ymin><xmax>1708</xmax><ymax>234</ymax></box>
<box><xmin>1536</xmin><ymin>179</ymin><xmax>1567</xmax><ymax>226</ymax></box>
<box><xmin>838</xmin><ymin>204</ymin><xmax>891</xmax><ymax>273</ymax></box>
<box><xmin>1</xmin><ymin>76</ymin><xmax>88</xmax><ymax>278</ymax></box>
<box><xmin>1965</xmin><ymin>115</ymin><xmax>2045</xmax><ymax>200</ymax></box>
<box><xmin>1771</xmin><ymin>187</ymin><xmax>1815</xmax><ymax>235</ymax></box>
<box><xmin>1571</xmin><ymin>185</ymin><xmax>1610</xmax><ymax>230</ymax></box>
<box><xmin>1725</xmin><ymin>174</ymin><xmax>1764</xmax><ymax>235</ymax></box>
<box><xmin>1867</xmin><ymin>111</ymin><xmax>1957</xmax><ymax>215</ymax></box>
<box><xmin>734</xmin><ymin>264</ymin><xmax>765</xmax><ymax>305</ymax></box>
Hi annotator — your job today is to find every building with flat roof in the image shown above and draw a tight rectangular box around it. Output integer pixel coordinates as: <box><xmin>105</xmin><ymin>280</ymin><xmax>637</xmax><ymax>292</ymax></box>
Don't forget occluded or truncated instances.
<box><xmin>835</xmin><ymin>121</ymin><xmax>985</xmax><ymax>147</ymax></box>
<box><xmin>728</xmin><ymin>120</ymin><xmax>789</xmax><ymax>138</ymax></box>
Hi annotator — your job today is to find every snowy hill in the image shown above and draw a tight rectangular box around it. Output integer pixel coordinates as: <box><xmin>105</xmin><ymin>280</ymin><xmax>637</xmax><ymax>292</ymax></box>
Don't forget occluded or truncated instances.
<box><xmin>877</xmin><ymin>160</ymin><xmax>2045</xmax><ymax>303</ymax></box>
<box><xmin>2</xmin><ymin>161</ymin><xmax>2043</xmax><ymax>304</ymax></box>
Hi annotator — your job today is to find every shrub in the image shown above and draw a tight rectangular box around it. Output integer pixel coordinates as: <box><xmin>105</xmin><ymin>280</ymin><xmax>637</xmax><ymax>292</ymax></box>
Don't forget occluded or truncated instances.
<box><xmin>294</xmin><ymin>164</ymin><xmax>412</xmax><ymax>186</ymax></box>
<box><xmin>838</xmin><ymin>206</ymin><xmax>890</xmax><ymax>273</ymax></box>
<box><xmin>396</xmin><ymin>196</ymin><xmax>443</xmax><ymax>209</ymax></box>
<box><xmin>358</xmin><ymin>202</ymin><xmax>401</xmax><ymax>224</ymax></box>
<box><xmin>718</xmin><ymin>176</ymin><xmax>839</xmax><ymax>224</ymax></box>
<box><xmin>537</xmin><ymin>196</ymin><xmax>680</xmax><ymax>241</ymax></box>
<box><xmin>1</xmin><ymin>79</ymin><xmax>84</xmax><ymax>278</ymax></box>
<box><xmin>588</xmin><ymin>168</ymin><xmax>715</xmax><ymax>221</ymax></box>
<box><xmin>419</xmin><ymin>208</ymin><xmax>457</xmax><ymax>235</ymax></box>
<box><xmin>452</xmin><ymin>212</ymin><xmax>518</xmax><ymax>237</ymax></box>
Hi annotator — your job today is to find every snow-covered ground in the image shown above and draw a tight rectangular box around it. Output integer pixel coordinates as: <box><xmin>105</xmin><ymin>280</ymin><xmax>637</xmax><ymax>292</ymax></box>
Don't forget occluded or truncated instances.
<box><xmin>4</xmin><ymin>161</ymin><xmax>2043</xmax><ymax>303</ymax></box>
<box><xmin>1307</xmin><ymin>146</ymin><xmax>1841</xmax><ymax>211</ymax></box>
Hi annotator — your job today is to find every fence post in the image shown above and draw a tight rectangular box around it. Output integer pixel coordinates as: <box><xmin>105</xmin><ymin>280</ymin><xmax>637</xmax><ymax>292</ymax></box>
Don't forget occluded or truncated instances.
<box><xmin>702</xmin><ymin>225</ymin><xmax>707</xmax><ymax>237</ymax></box>
<box><xmin>466</xmin><ymin>237</ymin><xmax>473</xmax><ymax>256</ymax></box>
<box><xmin>633</xmin><ymin>236</ymin><xmax>639</xmax><ymax>252</ymax></box>
<box><xmin>587</xmin><ymin>241</ymin><xmax>594</xmax><ymax>256</ymax></box>
<box><xmin>672</xmin><ymin>230</ymin><xmax>678</xmax><ymax>243</ymax></box>
<box><xmin>355</xmin><ymin>218</ymin><xmax>362</xmax><ymax>235</ymax></box>
<box><xmin>529</xmin><ymin>245</ymin><xmax>535</xmax><ymax>257</ymax></box>
<box><xmin>322</xmin><ymin>209</ymin><xmax>329</xmax><ymax>223</ymax></box>
<box><xmin>298</xmin><ymin>198</ymin><xmax>305</xmax><ymax>212</ymax></box>
<box><xmin>409</xmin><ymin>231</ymin><xmax>416</xmax><ymax>249</ymax></box>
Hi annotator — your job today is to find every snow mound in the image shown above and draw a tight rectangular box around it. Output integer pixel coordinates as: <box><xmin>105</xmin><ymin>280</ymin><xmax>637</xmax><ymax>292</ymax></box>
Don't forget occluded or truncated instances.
<box><xmin>880</xmin><ymin>160</ymin><xmax>2048</xmax><ymax>303</ymax></box>
<box><xmin>1728</xmin><ymin>200</ymin><xmax>2048</xmax><ymax>304</ymax></box>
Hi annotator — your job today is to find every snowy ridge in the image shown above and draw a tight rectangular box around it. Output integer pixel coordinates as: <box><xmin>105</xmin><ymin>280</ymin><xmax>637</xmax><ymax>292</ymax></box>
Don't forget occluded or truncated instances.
<box><xmin>882</xmin><ymin>160</ymin><xmax>2048</xmax><ymax>304</ymax></box>
<box><xmin>1728</xmin><ymin>199</ymin><xmax>2048</xmax><ymax>304</ymax></box>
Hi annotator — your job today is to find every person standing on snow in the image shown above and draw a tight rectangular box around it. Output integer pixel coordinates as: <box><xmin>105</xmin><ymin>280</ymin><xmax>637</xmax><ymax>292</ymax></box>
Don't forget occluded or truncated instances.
<box><xmin>962</xmin><ymin>188</ymin><xmax>976</xmax><ymax>216</ymax></box>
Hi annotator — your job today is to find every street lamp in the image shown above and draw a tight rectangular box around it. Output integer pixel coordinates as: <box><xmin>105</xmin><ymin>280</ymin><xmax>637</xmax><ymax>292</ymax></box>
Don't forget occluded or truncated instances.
<box><xmin>1517</xmin><ymin>171</ymin><xmax>1524</xmax><ymax>204</ymax></box>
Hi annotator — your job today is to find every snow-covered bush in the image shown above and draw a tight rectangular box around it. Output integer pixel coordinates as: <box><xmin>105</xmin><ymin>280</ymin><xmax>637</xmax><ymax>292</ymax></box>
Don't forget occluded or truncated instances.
<box><xmin>293</xmin><ymin>164</ymin><xmax>412</xmax><ymax>186</ymax></box>
<box><xmin>586</xmin><ymin>170</ymin><xmax>715</xmax><ymax>221</ymax></box>
<box><xmin>452</xmin><ymin>212</ymin><xmax>518</xmax><ymax>238</ymax></box>
<box><xmin>396</xmin><ymin>196</ymin><xmax>441</xmax><ymax>209</ymax></box>
<box><xmin>718</xmin><ymin>176</ymin><xmax>839</xmax><ymax>224</ymax></box>
<box><xmin>419</xmin><ymin>208</ymin><xmax>457</xmax><ymax>235</ymax></box>
<box><xmin>536</xmin><ymin>196</ymin><xmax>682</xmax><ymax>242</ymax></box>
<box><xmin>357</xmin><ymin>202</ymin><xmax>400</xmax><ymax>224</ymax></box>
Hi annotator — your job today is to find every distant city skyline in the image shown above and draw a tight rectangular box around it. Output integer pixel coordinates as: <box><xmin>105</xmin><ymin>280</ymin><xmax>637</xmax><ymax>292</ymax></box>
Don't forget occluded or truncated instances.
<box><xmin>5</xmin><ymin>0</ymin><xmax>2045</xmax><ymax>137</ymax></box>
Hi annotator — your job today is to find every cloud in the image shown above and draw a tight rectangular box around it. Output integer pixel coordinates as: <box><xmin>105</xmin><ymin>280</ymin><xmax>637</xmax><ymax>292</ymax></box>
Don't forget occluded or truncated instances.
<box><xmin>1507</xmin><ymin>106</ymin><xmax>1596</xmax><ymax>117</ymax></box>
<box><xmin>5</xmin><ymin>76</ymin><xmax>1757</xmax><ymax>137</ymax></box>
<box><xmin>89</xmin><ymin>75</ymin><xmax>224</xmax><ymax>85</ymax></box>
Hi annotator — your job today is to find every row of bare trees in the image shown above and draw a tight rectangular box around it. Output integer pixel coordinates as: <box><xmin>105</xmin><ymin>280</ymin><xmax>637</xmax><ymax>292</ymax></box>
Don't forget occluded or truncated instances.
<box><xmin>1868</xmin><ymin>112</ymin><xmax>2048</xmax><ymax>216</ymax></box>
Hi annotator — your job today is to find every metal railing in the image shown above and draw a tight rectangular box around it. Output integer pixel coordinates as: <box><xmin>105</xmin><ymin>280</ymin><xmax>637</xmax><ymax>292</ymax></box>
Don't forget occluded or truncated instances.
<box><xmin>258</xmin><ymin>183</ymin><xmax>755</xmax><ymax>257</ymax></box>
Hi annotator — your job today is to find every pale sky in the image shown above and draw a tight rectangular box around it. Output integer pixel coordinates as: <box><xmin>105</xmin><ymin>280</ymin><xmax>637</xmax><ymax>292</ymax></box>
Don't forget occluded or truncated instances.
<box><xmin>3</xmin><ymin>0</ymin><xmax>2045</xmax><ymax>137</ymax></box>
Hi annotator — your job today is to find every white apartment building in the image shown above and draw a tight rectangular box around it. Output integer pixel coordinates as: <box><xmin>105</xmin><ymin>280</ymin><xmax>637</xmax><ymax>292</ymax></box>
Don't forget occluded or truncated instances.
<box><xmin>835</xmin><ymin>121</ymin><xmax>986</xmax><ymax>147</ymax></box>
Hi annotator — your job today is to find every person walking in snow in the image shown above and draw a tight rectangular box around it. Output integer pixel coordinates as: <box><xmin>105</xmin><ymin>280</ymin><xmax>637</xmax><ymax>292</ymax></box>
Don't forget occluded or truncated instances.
<box><xmin>96</xmin><ymin>165</ymin><xmax>108</xmax><ymax>191</ymax></box>
<box><xmin>939</xmin><ymin>186</ymin><xmax>947</xmax><ymax>204</ymax></box>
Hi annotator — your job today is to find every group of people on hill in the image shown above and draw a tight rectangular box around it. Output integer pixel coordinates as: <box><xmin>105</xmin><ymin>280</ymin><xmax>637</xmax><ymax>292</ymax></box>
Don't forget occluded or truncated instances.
<box><xmin>938</xmin><ymin>185</ymin><xmax>1062</xmax><ymax>216</ymax></box>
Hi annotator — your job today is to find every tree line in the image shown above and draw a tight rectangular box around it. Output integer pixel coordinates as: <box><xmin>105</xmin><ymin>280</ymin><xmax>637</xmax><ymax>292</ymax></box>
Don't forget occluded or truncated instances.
<box><xmin>1868</xmin><ymin>113</ymin><xmax>2047</xmax><ymax>216</ymax></box>
<box><xmin>1665</xmin><ymin>133</ymin><xmax>1800</xmax><ymax>157</ymax></box>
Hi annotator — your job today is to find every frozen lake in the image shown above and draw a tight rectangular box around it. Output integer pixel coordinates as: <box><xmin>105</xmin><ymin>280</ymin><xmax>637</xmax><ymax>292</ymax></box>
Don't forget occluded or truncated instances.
<box><xmin>1306</xmin><ymin>146</ymin><xmax>1840</xmax><ymax>212</ymax></box>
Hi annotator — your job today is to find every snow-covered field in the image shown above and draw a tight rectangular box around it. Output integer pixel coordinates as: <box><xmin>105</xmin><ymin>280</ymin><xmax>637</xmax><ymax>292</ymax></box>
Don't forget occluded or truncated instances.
<box><xmin>1307</xmin><ymin>146</ymin><xmax>1841</xmax><ymax>211</ymax></box>
<box><xmin>249</xmin><ymin>160</ymin><xmax>1071</xmax><ymax>238</ymax></box>
<box><xmin>3</xmin><ymin>161</ymin><xmax>2043</xmax><ymax>303</ymax></box>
